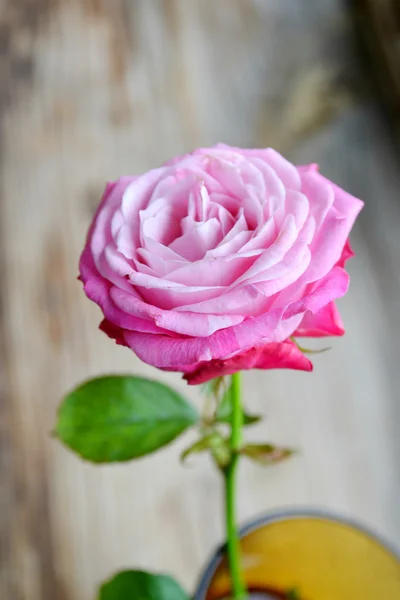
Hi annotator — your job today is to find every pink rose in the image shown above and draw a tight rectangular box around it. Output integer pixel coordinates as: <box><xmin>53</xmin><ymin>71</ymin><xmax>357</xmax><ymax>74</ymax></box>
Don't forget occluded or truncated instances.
<box><xmin>80</xmin><ymin>145</ymin><xmax>363</xmax><ymax>384</ymax></box>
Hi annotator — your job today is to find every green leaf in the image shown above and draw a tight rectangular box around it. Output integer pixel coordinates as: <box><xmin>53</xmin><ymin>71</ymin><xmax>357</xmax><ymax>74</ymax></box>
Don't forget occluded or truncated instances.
<box><xmin>215</xmin><ymin>386</ymin><xmax>261</xmax><ymax>427</ymax></box>
<box><xmin>181</xmin><ymin>432</ymin><xmax>222</xmax><ymax>462</ymax></box>
<box><xmin>241</xmin><ymin>443</ymin><xmax>295</xmax><ymax>466</ymax></box>
<box><xmin>180</xmin><ymin>432</ymin><xmax>231</xmax><ymax>468</ymax></box>
<box><xmin>55</xmin><ymin>375</ymin><xmax>199</xmax><ymax>463</ymax></box>
<box><xmin>98</xmin><ymin>570</ymin><xmax>188</xmax><ymax>600</ymax></box>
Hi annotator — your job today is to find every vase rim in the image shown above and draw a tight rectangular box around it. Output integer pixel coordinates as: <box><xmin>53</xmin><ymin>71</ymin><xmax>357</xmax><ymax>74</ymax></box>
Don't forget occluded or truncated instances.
<box><xmin>193</xmin><ymin>506</ymin><xmax>400</xmax><ymax>600</ymax></box>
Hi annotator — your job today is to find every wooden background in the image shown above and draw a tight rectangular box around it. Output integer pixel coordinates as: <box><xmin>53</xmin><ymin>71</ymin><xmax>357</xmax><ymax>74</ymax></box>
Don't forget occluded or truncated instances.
<box><xmin>1</xmin><ymin>1</ymin><xmax>400</xmax><ymax>599</ymax></box>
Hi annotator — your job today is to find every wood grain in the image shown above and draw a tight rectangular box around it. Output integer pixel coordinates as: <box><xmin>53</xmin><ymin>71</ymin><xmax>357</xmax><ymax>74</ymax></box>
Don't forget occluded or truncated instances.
<box><xmin>0</xmin><ymin>1</ymin><xmax>399</xmax><ymax>599</ymax></box>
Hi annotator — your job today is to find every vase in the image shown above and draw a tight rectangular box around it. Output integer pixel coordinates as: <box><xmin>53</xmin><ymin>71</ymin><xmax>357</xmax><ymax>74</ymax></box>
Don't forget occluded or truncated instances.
<box><xmin>194</xmin><ymin>508</ymin><xmax>400</xmax><ymax>600</ymax></box>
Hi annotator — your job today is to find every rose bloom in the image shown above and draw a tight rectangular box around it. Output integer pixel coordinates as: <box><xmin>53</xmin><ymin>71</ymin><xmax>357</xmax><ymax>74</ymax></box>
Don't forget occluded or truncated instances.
<box><xmin>80</xmin><ymin>145</ymin><xmax>363</xmax><ymax>384</ymax></box>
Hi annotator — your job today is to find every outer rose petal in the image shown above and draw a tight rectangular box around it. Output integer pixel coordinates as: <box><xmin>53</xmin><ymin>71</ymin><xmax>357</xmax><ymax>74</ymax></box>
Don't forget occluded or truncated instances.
<box><xmin>293</xmin><ymin>301</ymin><xmax>344</xmax><ymax>338</ymax></box>
<box><xmin>296</xmin><ymin>163</ymin><xmax>319</xmax><ymax>174</ymax></box>
<box><xmin>337</xmin><ymin>239</ymin><xmax>355</xmax><ymax>268</ymax></box>
<box><xmin>100</xmin><ymin>319</ymin><xmax>129</xmax><ymax>347</ymax></box>
<box><xmin>184</xmin><ymin>340</ymin><xmax>312</xmax><ymax>385</ymax></box>
<box><xmin>292</xmin><ymin>238</ymin><xmax>354</xmax><ymax>338</ymax></box>
<box><xmin>299</xmin><ymin>171</ymin><xmax>362</xmax><ymax>283</ymax></box>
<box><xmin>285</xmin><ymin>266</ymin><xmax>350</xmax><ymax>320</ymax></box>
<box><xmin>122</xmin><ymin>307</ymin><xmax>284</xmax><ymax>370</ymax></box>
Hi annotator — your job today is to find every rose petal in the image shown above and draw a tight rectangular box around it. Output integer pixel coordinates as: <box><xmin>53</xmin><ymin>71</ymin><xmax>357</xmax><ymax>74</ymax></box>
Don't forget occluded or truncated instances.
<box><xmin>138</xmin><ymin>284</ymin><xmax>224</xmax><ymax>310</ymax></box>
<box><xmin>99</xmin><ymin>319</ymin><xmax>128</xmax><ymax>347</ymax></box>
<box><xmin>260</xmin><ymin>148</ymin><xmax>301</xmax><ymax>190</ymax></box>
<box><xmin>207</xmin><ymin>154</ymin><xmax>247</xmax><ymax>199</ymax></box>
<box><xmin>123</xmin><ymin>306</ymin><xmax>284</xmax><ymax>369</ymax></box>
<box><xmin>337</xmin><ymin>238</ymin><xmax>355</xmax><ymax>267</ymax></box>
<box><xmin>175</xmin><ymin>283</ymin><xmax>273</xmax><ymax>317</ymax></box>
<box><xmin>299</xmin><ymin>171</ymin><xmax>334</xmax><ymax>231</ymax></box>
<box><xmin>110</xmin><ymin>286</ymin><xmax>244</xmax><ymax>337</ymax></box>
<box><xmin>169</xmin><ymin>218</ymin><xmax>223</xmax><ymax>261</ymax></box>
<box><xmin>141</xmin><ymin>235</ymin><xmax>187</xmax><ymax>265</ymax></box>
<box><xmin>303</xmin><ymin>212</ymin><xmax>350</xmax><ymax>282</ymax></box>
<box><xmin>116</xmin><ymin>223</ymin><xmax>137</xmax><ymax>259</ymax></box>
<box><xmin>330</xmin><ymin>180</ymin><xmax>365</xmax><ymax>222</ymax></box>
<box><xmin>184</xmin><ymin>339</ymin><xmax>313</xmax><ymax>384</ymax></box>
<box><xmin>121</xmin><ymin>168</ymin><xmax>167</xmax><ymax>221</ymax></box>
<box><xmin>154</xmin><ymin>311</ymin><xmax>244</xmax><ymax>337</ymax></box>
<box><xmin>206</xmin><ymin>230</ymin><xmax>254</xmax><ymax>259</ymax></box>
<box><xmin>284</xmin><ymin>189</ymin><xmax>309</xmax><ymax>229</ymax></box>
<box><xmin>187</xmin><ymin>181</ymin><xmax>210</xmax><ymax>221</ymax></box>
<box><xmin>81</xmin><ymin>268</ymin><xmax>167</xmax><ymax>335</ymax></box>
<box><xmin>164</xmin><ymin>255</ymin><xmax>257</xmax><ymax>287</ymax></box>
<box><xmin>247</xmin><ymin>157</ymin><xmax>286</xmax><ymax>201</ymax></box>
<box><xmin>296</xmin><ymin>163</ymin><xmax>319</xmax><ymax>174</ymax></box>
<box><xmin>237</xmin><ymin>239</ymin><xmax>311</xmax><ymax>290</ymax></box>
<box><xmin>141</xmin><ymin>206</ymin><xmax>181</xmax><ymax>246</ymax></box>
<box><xmin>90</xmin><ymin>179</ymin><xmax>132</xmax><ymax>265</ymax></box>
<box><xmin>285</xmin><ymin>266</ymin><xmax>350</xmax><ymax>319</ymax></box>
<box><xmin>136</xmin><ymin>247</ymin><xmax>184</xmax><ymax>277</ymax></box>
<box><xmin>208</xmin><ymin>192</ymin><xmax>240</xmax><ymax>214</ymax></box>
<box><xmin>294</xmin><ymin>301</ymin><xmax>345</xmax><ymax>338</ymax></box>
<box><xmin>239</xmin><ymin>216</ymin><xmax>276</xmax><ymax>253</ymax></box>
<box><xmin>111</xmin><ymin>208</ymin><xmax>125</xmax><ymax>241</ymax></box>
<box><xmin>233</xmin><ymin>214</ymin><xmax>298</xmax><ymax>286</ymax></box>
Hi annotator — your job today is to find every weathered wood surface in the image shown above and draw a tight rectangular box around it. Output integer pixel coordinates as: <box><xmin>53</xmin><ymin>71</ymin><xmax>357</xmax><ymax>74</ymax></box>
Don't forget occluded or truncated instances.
<box><xmin>1</xmin><ymin>1</ymin><xmax>399</xmax><ymax>599</ymax></box>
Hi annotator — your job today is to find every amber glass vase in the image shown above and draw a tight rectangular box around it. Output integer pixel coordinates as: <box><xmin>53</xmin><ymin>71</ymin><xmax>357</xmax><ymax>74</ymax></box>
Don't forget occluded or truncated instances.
<box><xmin>194</xmin><ymin>509</ymin><xmax>400</xmax><ymax>600</ymax></box>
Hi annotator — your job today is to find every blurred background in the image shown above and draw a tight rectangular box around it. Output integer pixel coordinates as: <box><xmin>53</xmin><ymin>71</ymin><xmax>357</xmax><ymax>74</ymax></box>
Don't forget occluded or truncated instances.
<box><xmin>1</xmin><ymin>1</ymin><xmax>400</xmax><ymax>599</ymax></box>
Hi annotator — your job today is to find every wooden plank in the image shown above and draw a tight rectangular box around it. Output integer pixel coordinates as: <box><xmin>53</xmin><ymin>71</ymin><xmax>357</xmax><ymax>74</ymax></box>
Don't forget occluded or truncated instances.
<box><xmin>0</xmin><ymin>1</ymin><xmax>399</xmax><ymax>599</ymax></box>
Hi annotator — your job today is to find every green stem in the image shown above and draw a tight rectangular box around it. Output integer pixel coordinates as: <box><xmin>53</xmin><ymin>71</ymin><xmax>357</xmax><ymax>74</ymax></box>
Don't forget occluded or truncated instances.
<box><xmin>224</xmin><ymin>372</ymin><xmax>247</xmax><ymax>599</ymax></box>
